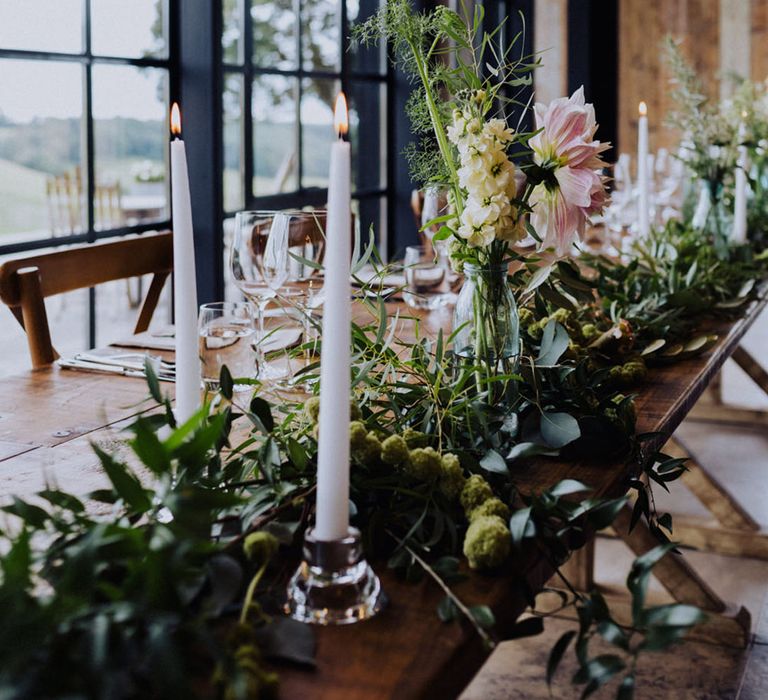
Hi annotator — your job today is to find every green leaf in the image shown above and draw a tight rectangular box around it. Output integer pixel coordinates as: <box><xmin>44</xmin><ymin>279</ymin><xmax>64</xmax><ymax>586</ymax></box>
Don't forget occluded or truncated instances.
<box><xmin>253</xmin><ymin>616</ymin><xmax>316</xmax><ymax>667</ymax></box>
<box><xmin>437</xmin><ymin>595</ymin><xmax>458</xmax><ymax>622</ymax></box>
<box><xmin>433</xmin><ymin>225</ymin><xmax>453</xmax><ymax>241</ymax></box>
<box><xmin>536</xmin><ymin>321</ymin><xmax>570</xmax><ymax>366</ymax></box>
<box><xmin>479</xmin><ymin>449</ymin><xmax>508</xmax><ymax>474</ymax></box>
<box><xmin>92</xmin><ymin>444</ymin><xmax>152</xmax><ymax>514</ymax></box>
<box><xmin>509</xmin><ymin>506</ymin><xmax>534</xmax><ymax>547</ymax></box>
<box><xmin>505</xmin><ymin>615</ymin><xmax>544</xmax><ymax>639</ymax></box>
<box><xmin>286</xmin><ymin>437</ymin><xmax>308</xmax><ymax>470</ymax></box>
<box><xmin>547</xmin><ymin>630</ymin><xmax>576</xmax><ymax>686</ymax></box>
<box><xmin>549</xmin><ymin>479</ymin><xmax>592</xmax><ymax>498</ymax></box>
<box><xmin>469</xmin><ymin>605</ymin><xmax>495</xmax><ymax>629</ymax></box>
<box><xmin>596</xmin><ymin>620</ymin><xmax>629</xmax><ymax>650</ymax></box>
<box><xmin>506</xmin><ymin>442</ymin><xmax>559</xmax><ymax>461</ymax></box>
<box><xmin>525</xmin><ymin>264</ymin><xmax>553</xmax><ymax>293</ymax></box>
<box><xmin>419</xmin><ymin>213</ymin><xmax>454</xmax><ymax>231</ymax></box>
<box><xmin>129</xmin><ymin>417</ymin><xmax>171</xmax><ymax>475</ymax></box>
<box><xmin>38</xmin><ymin>489</ymin><xmax>85</xmax><ymax>513</ymax></box>
<box><xmin>642</xmin><ymin>603</ymin><xmax>706</xmax><ymax>628</ymax></box>
<box><xmin>219</xmin><ymin>365</ymin><xmax>234</xmax><ymax>400</ymax></box>
<box><xmin>572</xmin><ymin>654</ymin><xmax>625</xmax><ymax>689</ymax></box>
<box><xmin>585</xmin><ymin>498</ymin><xmax>628</xmax><ymax>530</ymax></box>
<box><xmin>249</xmin><ymin>396</ymin><xmax>275</xmax><ymax>433</ymax></box>
<box><xmin>617</xmin><ymin>674</ymin><xmax>635</xmax><ymax>700</ymax></box>
<box><xmin>144</xmin><ymin>357</ymin><xmax>163</xmax><ymax>403</ymax></box>
<box><xmin>540</xmin><ymin>411</ymin><xmax>580</xmax><ymax>448</ymax></box>
<box><xmin>2</xmin><ymin>497</ymin><xmax>49</xmax><ymax>529</ymax></box>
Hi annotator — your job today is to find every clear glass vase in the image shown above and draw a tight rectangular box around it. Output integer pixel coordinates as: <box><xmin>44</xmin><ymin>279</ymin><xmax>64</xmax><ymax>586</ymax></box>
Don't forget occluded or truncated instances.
<box><xmin>692</xmin><ymin>178</ymin><xmax>732</xmax><ymax>253</ymax></box>
<box><xmin>452</xmin><ymin>263</ymin><xmax>520</xmax><ymax>400</ymax></box>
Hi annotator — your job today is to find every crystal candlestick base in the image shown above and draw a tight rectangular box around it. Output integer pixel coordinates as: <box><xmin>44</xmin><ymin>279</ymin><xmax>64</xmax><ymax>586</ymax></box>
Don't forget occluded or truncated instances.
<box><xmin>285</xmin><ymin>526</ymin><xmax>383</xmax><ymax>625</ymax></box>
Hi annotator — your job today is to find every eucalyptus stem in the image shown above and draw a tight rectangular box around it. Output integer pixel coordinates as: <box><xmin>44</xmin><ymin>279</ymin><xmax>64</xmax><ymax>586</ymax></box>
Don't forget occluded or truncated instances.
<box><xmin>392</xmin><ymin>534</ymin><xmax>496</xmax><ymax>649</ymax></box>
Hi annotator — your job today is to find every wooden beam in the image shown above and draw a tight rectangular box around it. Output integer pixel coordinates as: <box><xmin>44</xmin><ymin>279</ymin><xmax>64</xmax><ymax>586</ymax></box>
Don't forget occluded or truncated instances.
<box><xmin>673</xmin><ymin>518</ymin><xmax>768</xmax><ymax>560</ymax></box>
<box><xmin>732</xmin><ymin>345</ymin><xmax>768</xmax><ymax>396</ymax></box>
<box><xmin>665</xmin><ymin>437</ymin><xmax>760</xmax><ymax>532</ymax></box>
<box><xmin>687</xmin><ymin>403</ymin><xmax>768</xmax><ymax>427</ymax></box>
<box><xmin>612</xmin><ymin>504</ymin><xmax>726</xmax><ymax>612</ymax></box>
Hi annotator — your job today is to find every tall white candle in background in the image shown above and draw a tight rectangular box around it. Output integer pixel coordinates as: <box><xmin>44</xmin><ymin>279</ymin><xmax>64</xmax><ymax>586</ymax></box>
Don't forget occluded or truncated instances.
<box><xmin>169</xmin><ymin>103</ymin><xmax>201</xmax><ymax>422</ymax></box>
<box><xmin>733</xmin><ymin>116</ymin><xmax>748</xmax><ymax>244</ymax></box>
<box><xmin>637</xmin><ymin>101</ymin><xmax>650</xmax><ymax>237</ymax></box>
<box><xmin>315</xmin><ymin>93</ymin><xmax>352</xmax><ymax>542</ymax></box>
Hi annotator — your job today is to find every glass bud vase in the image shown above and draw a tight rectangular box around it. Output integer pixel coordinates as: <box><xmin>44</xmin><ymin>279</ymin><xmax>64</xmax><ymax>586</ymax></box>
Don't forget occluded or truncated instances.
<box><xmin>692</xmin><ymin>178</ymin><xmax>732</xmax><ymax>254</ymax></box>
<box><xmin>452</xmin><ymin>262</ymin><xmax>520</xmax><ymax>402</ymax></box>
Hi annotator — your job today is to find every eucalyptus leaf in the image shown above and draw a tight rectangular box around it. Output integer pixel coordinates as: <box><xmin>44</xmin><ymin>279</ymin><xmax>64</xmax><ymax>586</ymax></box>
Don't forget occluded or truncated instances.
<box><xmin>547</xmin><ymin>630</ymin><xmax>576</xmax><ymax>686</ymax></box>
<box><xmin>479</xmin><ymin>449</ymin><xmax>509</xmax><ymax>474</ymax></box>
<box><xmin>536</xmin><ymin>321</ymin><xmax>570</xmax><ymax>366</ymax></box>
<box><xmin>540</xmin><ymin>411</ymin><xmax>580</xmax><ymax>448</ymax></box>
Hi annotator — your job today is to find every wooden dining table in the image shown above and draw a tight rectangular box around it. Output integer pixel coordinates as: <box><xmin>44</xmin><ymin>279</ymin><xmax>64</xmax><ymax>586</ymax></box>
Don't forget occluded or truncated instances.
<box><xmin>0</xmin><ymin>295</ymin><xmax>764</xmax><ymax>699</ymax></box>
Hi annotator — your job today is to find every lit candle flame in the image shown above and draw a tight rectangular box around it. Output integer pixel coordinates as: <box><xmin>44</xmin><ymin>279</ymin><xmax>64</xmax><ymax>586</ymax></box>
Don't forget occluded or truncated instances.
<box><xmin>334</xmin><ymin>92</ymin><xmax>349</xmax><ymax>138</ymax></box>
<box><xmin>170</xmin><ymin>103</ymin><xmax>182</xmax><ymax>136</ymax></box>
<box><xmin>639</xmin><ymin>101</ymin><xmax>647</xmax><ymax>117</ymax></box>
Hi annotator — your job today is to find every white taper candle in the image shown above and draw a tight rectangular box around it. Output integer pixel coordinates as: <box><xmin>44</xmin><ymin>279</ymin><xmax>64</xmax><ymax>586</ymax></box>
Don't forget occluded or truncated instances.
<box><xmin>314</xmin><ymin>93</ymin><xmax>352</xmax><ymax>541</ymax></box>
<box><xmin>170</xmin><ymin>103</ymin><xmax>201</xmax><ymax>422</ymax></box>
<box><xmin>637</xmin><ymin>101</ymin><xmax>650</xmax><ymax>237</ymax></box>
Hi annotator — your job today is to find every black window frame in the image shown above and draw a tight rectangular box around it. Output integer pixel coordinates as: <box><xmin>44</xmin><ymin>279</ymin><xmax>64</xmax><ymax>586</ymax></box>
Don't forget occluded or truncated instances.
<box><xmin>0</xmin><ymin>0</ymin><xmax>178</xmax><ymax>347</ymax></box>
<box><xmin>221</xmin><ymin>0</ymin><xmax>395</xmax><ymax>250</ymax></box>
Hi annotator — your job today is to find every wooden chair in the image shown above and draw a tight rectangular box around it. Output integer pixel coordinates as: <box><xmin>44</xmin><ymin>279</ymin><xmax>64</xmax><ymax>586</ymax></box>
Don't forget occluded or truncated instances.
<box><xmin>0</xmin><ymin>231</ymin><xmax>174</xmax><ymax>369</ymax></box>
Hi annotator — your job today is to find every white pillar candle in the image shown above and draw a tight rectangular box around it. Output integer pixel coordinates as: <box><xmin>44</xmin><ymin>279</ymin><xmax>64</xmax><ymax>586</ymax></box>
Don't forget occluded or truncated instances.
<box><xmin>733</xmin><ymin>117</ymin><xmax>748</xmax><ymax>244</ymax></box>
<box><xmin>637</xmin><ymin>101</ymin><xmax>650</xmax><ymax>237</ymax></box>
<box><xmin>314</xmin><ymin>93</ymin><xmax>352</xmax><ymax>542</ymax></box>
<box><xmin>170</xmin><ymin>103</ymin><xmax>201</xmax><ymax>422</ymax></box>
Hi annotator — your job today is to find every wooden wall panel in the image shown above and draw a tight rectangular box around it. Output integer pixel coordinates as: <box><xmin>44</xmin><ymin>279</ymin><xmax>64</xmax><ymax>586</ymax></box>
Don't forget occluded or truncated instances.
<box><xmin>617</xmin><ymin>0</ymin><xmax>721</xmax><ymax>154</ymax></box>
<box><xmin>534</xmin><ymin>0</ymin><xmax>568</xmax><ymax>104</ymax></box>
<box><xmin>751</xmin><ymin>0</ymin><xmax>768</xmax><ymax>82</ymax></box>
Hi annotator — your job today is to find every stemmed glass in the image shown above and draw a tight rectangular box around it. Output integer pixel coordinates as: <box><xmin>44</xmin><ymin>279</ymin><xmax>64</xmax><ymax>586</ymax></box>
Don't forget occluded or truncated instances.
<box><xmin>420</xmin><ymin>184</ymin><xmax>459</xmax><ymax>302</ymax></box>
<box><xmin>231</xmin><ymin>211</ymin><xmax>291</xmax><ymax>380</ymax></box>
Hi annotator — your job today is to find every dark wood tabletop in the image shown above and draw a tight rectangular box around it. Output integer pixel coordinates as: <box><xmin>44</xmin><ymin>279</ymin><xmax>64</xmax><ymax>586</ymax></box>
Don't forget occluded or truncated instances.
<box><xmin>0</xmin><ymin>296</ymin><xmax>764</xmax><ymax>699</ymax></box>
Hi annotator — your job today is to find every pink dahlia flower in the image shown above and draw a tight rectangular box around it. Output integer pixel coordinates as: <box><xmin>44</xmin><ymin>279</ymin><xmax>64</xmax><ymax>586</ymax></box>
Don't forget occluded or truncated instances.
<box><xmin>529</xmin><ymin>86</ymin><xmax>610</xmax><ymax>254</ymax></box>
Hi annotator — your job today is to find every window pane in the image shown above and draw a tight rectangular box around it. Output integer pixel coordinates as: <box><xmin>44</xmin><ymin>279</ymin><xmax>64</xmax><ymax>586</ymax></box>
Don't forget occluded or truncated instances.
<box><xmin>252</xmin><ymin>0</ymin><xmax>296</xmax><ymax>70</ymax></box>
<box><xmin>92</xmin><ymin>65</ymin><xmax>168</xmax><ymax>231</ymax></box>
<box><xmin>47</xmin><ymin>289</ymin><xmax>90</xmax><ymax>358</ymax></box>
<box><xmin>0</xmin><ymin>0</ymin><xmax>82</xmax><ymax>53</ymax></box>
<box><xmin>0</xmin><ymin>59</ymin><xmax>84</xmax><ymax>240</ymax></box>
<box><xmin>350</xmin><ymin>81</ymin><xmax>385</xmax><ymax>191</ymax></box>
<box><xmin>223</xmin><ymin>0</ymin><xmax>243</xmax><ymax>64</ymax></box>
<box><xmin>253</xmin><ymin>75</ymin><xmax>297</xmax><ymax>196</ymax></box>
<box><xmin>302</xmin><ymin>0</ymin><xmax>338</xmax><ymax>72</ymax></box>
<box><xmin>91</xmin><ymin>0</ymin><xmax>167</xmax><ymax>58</ymax></box>
<box><xmin>301</xmin><ymin>79</ymin><xmax>335</xmax><ymax>190</ymax></box>
<box><xmin>224</xmin><ymin>74</ymin><xmax>244</xmax><ymax>212</ymax></box>
<box><xmin>348</xmin><ymin>0</ymin><xmax>384</xmax><ymax>74</ymax></box>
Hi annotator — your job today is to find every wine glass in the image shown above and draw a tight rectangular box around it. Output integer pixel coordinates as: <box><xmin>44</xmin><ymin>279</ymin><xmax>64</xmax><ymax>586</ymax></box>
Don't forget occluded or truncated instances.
<box><xmin>231</xmin><ymin>211</ymin><xmax>291</xmax><ymax>380</ymax></box>
<box><xmin>420</xmin><ymin>184</ymin><xmax>459</xmax><ymax>302</ymax></box>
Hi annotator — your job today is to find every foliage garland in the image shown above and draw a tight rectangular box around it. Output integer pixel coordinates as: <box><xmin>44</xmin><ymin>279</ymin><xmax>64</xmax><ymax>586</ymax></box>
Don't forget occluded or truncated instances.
<box><xmin>2</xmin><ymin>4</ymin><xmax>768</xmax><ymax>700</ymax></box>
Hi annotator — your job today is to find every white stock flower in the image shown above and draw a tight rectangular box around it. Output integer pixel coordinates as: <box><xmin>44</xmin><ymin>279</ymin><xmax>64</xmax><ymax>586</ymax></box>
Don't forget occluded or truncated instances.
<box><xmin>458</xmin><ymin>198</ymin><xmax>497</xmax><ymax>247</ymax></box>
<box><xmin>447</xmin><ymin>110</ymin><xmax>523</xmax><ymax>248</ymax></box>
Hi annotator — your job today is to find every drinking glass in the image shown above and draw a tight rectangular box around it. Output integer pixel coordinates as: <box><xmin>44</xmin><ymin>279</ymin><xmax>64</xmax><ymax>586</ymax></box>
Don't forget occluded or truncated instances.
<box><xmin>198</xmin><ymin>302</ymin><xmax>256</xmax><ymax>391</ymax></box>
<box><xmin>231</xmin><ymin>211</ymin><xmax>292</xmax><ymax>380</ymax></box>
<box><xmin>403</xmin><ymin>245</ymin><xmax>454</xmax><ymax>310</ymax></box>
<box><xmin>420</xmin><ymin>185</ymin><xmax>459</xmax><ymax>299</ymax></box>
